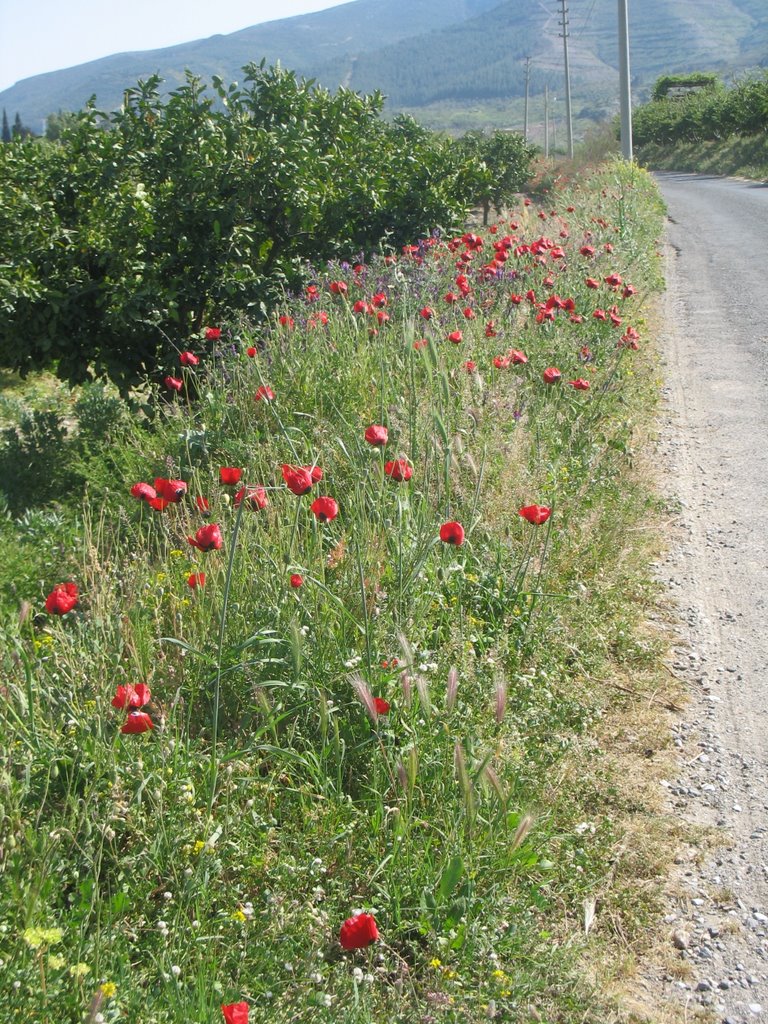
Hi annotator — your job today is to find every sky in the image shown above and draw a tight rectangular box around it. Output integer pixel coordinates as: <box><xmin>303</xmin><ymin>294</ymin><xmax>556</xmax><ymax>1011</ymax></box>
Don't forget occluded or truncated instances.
<box><xmin>0</xmin><ymin>0</ymin><xmax>350</xmax><ymax>92</ymax></box>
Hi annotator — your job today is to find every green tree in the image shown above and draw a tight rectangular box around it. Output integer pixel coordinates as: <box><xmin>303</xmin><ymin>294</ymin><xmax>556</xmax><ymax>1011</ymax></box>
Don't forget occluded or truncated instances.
<box><xmin>455</xmin><ymin>129</ymin><xmax>537</xmax><ymax>224</ymax></box>
<box><xmin>1</xmin><ymin>110</ymin><xmax>10</xmax><ymax>144</ymax></box>
<box><xmin>44</xmin><ymin>109</ymin><xmax>79</xmax><ymax>141</ymax></box>
<box><xmin>0</xmin><ymin>64</ymin><xmax>489</xmax><ymax>391</ymax></box>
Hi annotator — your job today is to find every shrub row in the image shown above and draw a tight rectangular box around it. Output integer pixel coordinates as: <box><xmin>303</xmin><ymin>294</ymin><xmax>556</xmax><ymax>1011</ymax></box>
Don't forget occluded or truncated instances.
<box><xmin>632</xmin><ymin>70</ymin><xmax>768</xmax><ymax>147</ymax></box>
<box><xmin>0</xmin><ymin>64</ymin><xmax>535</xmax><ymax>392</ymax></box>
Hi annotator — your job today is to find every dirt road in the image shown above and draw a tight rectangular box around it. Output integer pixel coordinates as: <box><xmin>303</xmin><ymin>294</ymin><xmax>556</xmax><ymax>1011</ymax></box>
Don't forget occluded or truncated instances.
<box><xmin>646</xmin><ymin>173</ymin><xmax>768</xmax><ymax>1022</ymax></box>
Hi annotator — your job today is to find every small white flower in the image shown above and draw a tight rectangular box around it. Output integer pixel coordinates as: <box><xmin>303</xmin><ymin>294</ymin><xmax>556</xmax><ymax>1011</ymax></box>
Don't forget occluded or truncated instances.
<box><xmin>352</xmin><ymin>967</ymin><xmax>364</xmax><ymax>983</ymax></box>
<box><xmin>171</xmin><ymin>964</ymin><xmax>181</xmax><ymax>977</ymax></box>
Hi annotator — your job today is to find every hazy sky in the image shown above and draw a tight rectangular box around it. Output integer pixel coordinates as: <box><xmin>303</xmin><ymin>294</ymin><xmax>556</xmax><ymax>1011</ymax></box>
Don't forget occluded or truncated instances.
<box><xmin>0</xmin><ymin>0</ymin><xmax>350</xmax><ymax>92</ymax></box>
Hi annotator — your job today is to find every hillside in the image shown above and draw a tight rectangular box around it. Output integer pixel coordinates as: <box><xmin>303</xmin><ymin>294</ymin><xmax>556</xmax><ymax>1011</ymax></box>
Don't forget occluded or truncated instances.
<box><xmin>1</xmin><ymin>0</ymin><xmax>766</xmax><ymax>132</ymax></box>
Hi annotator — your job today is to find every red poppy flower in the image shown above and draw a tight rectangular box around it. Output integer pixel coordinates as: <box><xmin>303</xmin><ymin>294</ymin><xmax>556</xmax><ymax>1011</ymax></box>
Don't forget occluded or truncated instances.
<box><xmin>447</xmin><ymin>330</ymin><xmax>463</xmax><ymax>344</ymax></box>
<box><xmin>234</xmin><ymin>486</ymin><xmax>268</xmax><ymax>510</ymax></box>
<box><xmin>439</xmin><ymin>521</ymin><xmax>465</xmax><ymax>546</ymax></box>
<box><xmin>329</xmin><ymin>281</ymin><xmax>348</xmax><ymax>296</ymax></box>
<box><xmin>443</xmin><ymin>291</ymin><xmax>459</xmax><ymax>304</ymax></box>
<box><xmin>147</xmin><ymin>497</ymin><xmax>171</xmax><ymax>512</ymax></box>
<box><xmin>373</xmin><ymin>697</ymin><xmax>390</xmax><ymax>715</ymax></box>
<box><xmin>205</xmin><ymin>327</ymin><xmax>222</xmax><ymax>341</ymax></box>
<box><xmin>485</xmin><ymin>321</ymin><xmax>497</xmax><ymax>337</ymax></box>
<box><xmin>372</xmin><ymin>292</ymin><xmax>387</xmax><ymax>308</ymax></box>
<box><xmin>221</xmin><ymin>1004</ymin><xmax>249</xmax><ymax>1024</ymax></box>
<box><xmin>195</xmin><ymin>495</ymin><xmax>210</xmax><ymax>514</ymax></box>
<box><xmin>413</xmin><ymin>338</ymin><xmax>428</xmax><ymax>351</ymax></box>
<box><xmin>130</xmin><ymin>482</ymin><xmax>157</xmax><ymax>502</ymax></box>
<box><xmin>164</xmin><ymin>376</ymin><xmax>183</xmax><ymax>392</ymax></box>
<box><xmin>464</xmin><ymin>360</ymin><xmax>476</xmax><ymax>372</ymax></box>
<box><xmin>593</xmin><ymin>308</ymin><xmax>607</xmax><ymax>321</ymax></box>
<box><xmin>179</xmin><ymin>351</ymin><xmax>199</xmax><ymax>366</ymax></box>
<box><xmin>384</xmin><ymin>459</ymin><xmax>413</xmax><ymax>482</ymax></box>
<box><xmin>569</xmin><ymin>378</ymin><xmax>591</xmax><ymax>390</ymax></box>
<box><xmin>579</xmin><ymin>245</ymin><xmax>596</xmax><ymax>257</ymax></box>
<box><xmin>352</xmin><ymin>299</ymin><xmax>369</xmax><ymax>314</ymax></box>
<box><xmin>604</xmin><ymin>273</ymin><xmax>622</xmax><ymax>288</ymax></box>
<box><xmin>518</xmin><ymin>504</ymin><xmax>552</xmax><ymax>525</ymax></box>
<box><xmin>281</xmin><ymin>464</ymin><xmax>314</xmax><ymax>496</ymax></box>
<box><xmin>622</xmin><ymin>284</ymin><xmax>637</xmax><ymax>299</ymax></box>
<box><xmin>310</xmin><ymin>496</ymin><xmax>339</xmax><ymax>523</ymax></box>
<box><xmin>542</xmin><ymin>367</ymin><xmax>561</xmax><ymax>385</ymax></box>
<box><xmin>364</xmin><ymin>424</ymin><xmax>388</xmax><ymax>447</ymax></box>
<box><xmin>154</xmin><ymin>478</ymin><xmax>187</xmax><ymax>502</ymax></box>
<box><xmin>339</xmin><ymin>912</ymin><xmax>379</xmax><ymax>950</ymax></box>
<box><xmin>254</xmin><ymin>385</ymin><xmax>275</xmax><ymax>402</ymax></box>
<box><xmin>219</xmin><ymin>467</ymin><xmax>243</xmax><ymax>486</ymax></box>
<box><xmin>187</xmin><ymin>524</ymin><xmax>224</xmax><ymax>551</ymax></box>
<box><xmin>509</xmin><ymin>293</ymin><xmax>523</xmax><ymax>305</ymax></box>
<box><xmin>509</xmin><ymin>350</ymin><xmax>528</xmax><ymax>365</ymax></box>
<box><xmin>278</xmin><ymin>315</ymin><xmax>294</xmax><ymax>328</ymax></box>
<box><xmin>111</xmin><ymin>682</ymin><xmax>151</xmax><ymax>709</ymax></box>
<box><xmin>187</xmin><ymin>572</ymin><xmax>206</xmax><ymax>589</ymax></box>
<box><xmin>493</xmin><ymin>355</ymin><xmax>510</xmax><ymax>370</ymax></box>
<box><xmin>419</xmin><ymin>306</ymin><xmax>434</xmax><ymax>320</ymax></box>
<box><xmin>289</xmin><ymin>573</ymin><xmax>304</xmax><ymax>589</ymax></box>
<box><xmin>246</xmin><ymin>346</ymin><xmax>257</xmax><ymax>358</ymax></box>
<box><xmin>120</xmin><ymin>710</ymin><xmax>154</xmax><ymax>734</ymax></box>
<box><xmin>376</xmin><ymin>310</ymin><xmax>390</xmax><ymax>325</ymax></box>
<box><xmin>462</xmin><ymin>307</ymin><xmax>475</xmax><ymax>320</ymax></box>
<box><xmin>45</xmin><ymin>582</ymin><xmax>79</xmax><ymax>615</ymax></box>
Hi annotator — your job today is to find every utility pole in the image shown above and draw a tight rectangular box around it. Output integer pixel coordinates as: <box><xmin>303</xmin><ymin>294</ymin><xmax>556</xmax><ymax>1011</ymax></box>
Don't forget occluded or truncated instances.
<box><xmin>523</xmin><ymin>56</ymin><xmax>532</xmax><ymax>140</ymax></box>
<box><xmin>544</xmin><ymin>85</ymin><xmax>549</xmax><ymax>159</ymax></box>
<box><xmin>558</xmin><ymin>0</ymin><xmax>574</xmax><ymax>158</ymax></box>
<box><xmin>618</xmin><ymin>0</ymin><xmax>633</xmax><ymax>159</ymax></box>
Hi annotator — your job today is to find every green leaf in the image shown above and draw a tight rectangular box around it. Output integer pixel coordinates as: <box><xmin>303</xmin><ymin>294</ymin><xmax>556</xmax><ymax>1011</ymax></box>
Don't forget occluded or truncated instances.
<box><xmin>438</xmin><ymin>854</ymin><xmax>464</xmax><ymax>901</ymax></box>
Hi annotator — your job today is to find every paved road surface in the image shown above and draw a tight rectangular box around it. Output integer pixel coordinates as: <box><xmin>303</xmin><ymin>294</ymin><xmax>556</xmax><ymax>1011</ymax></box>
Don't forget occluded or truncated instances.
<box><xmin>645</xmin><ymin>172</ymin><xmax>768</xmax><ymax>1022</ymax></box>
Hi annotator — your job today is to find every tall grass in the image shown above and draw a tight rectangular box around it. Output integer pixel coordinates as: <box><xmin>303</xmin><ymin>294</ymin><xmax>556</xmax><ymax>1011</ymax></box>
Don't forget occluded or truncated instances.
<box><xmin>0</xmin><ymin>159</ymin><xmax>667</xmax><ymax>1023</ymax></box>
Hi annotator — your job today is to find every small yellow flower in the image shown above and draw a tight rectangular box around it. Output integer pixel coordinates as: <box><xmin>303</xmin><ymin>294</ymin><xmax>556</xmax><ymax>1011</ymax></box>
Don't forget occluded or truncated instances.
<box><xmin>155</xmin><ymin>572</ymin><xmax>167</xmax><ymax>584</ymax></box>
<box><xmin>69</xmin><ymin>962</ymin><xmax>90</xmax><ymax>979</ymax></box>
<box><xmin>429</xmin><ymin>958</ymin><xmax>442</xmax><ymax>968</ymax></box>
<box><xmin>47</xmin><ymin>953</ymin><xmax>65</xmax><ymax>970</ymax></box>
<box><xmin>23</xmin><ymin>927</ymin><xmax>63</xmax><ymax>949</ymax></box>
<box><xmin>169</xmin><ymin>549</ymin><xmax>184</xmax><ymax>559</ymax></box>
<box><xmin>192</xmin><ymin>840</ymin><xmax>206</xmax><ymax>855</ymax></box>
<box><xmin>231</xmin><ymin>909</ymin><xmax>247</xmax><ymax>924</ymax></box>
<box><xmin>100</xmin><ymin>981</ymin><xmax>117</xmax><ymax>998</ymax></box>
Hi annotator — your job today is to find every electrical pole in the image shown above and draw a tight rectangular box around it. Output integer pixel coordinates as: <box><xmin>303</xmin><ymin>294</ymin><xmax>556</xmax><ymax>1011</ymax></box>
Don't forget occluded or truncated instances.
<box><xmin>544</xmin><ymin>85</ymin><xmax>549</xmax><ymax>159</ymax></box>
<box><xmin>618</xmin><ymin>0</ymin><xmax>633</xmax><ymax>159</ymax></box>
<box><xmin>558</xmin><ymin>0</ymin><xmax>574</xmax><ymax>158</ymax></box>
<box><xmin>523</xmin><ymin>56</ymin><xmax>531</xmax><ymax>141</ymax></box>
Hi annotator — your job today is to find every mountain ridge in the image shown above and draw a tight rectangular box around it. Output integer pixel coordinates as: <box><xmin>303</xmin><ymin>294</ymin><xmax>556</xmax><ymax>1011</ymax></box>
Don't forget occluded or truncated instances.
<box><xmin>2</xmin><ymin>0</ymin><xmax>766</xmax><ymax>132</ymax></box>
